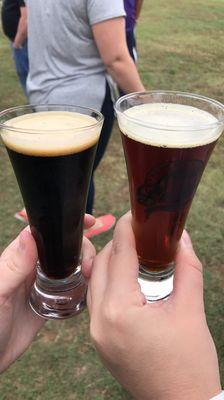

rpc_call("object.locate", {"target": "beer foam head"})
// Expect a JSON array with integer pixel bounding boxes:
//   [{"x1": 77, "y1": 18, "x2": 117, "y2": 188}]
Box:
[
  {"x1": 118, "y1": 103, "x2": 222, "y2": 148},
  {"x1": 1, "y1": 111, "x2": 102, "y2": 156}
]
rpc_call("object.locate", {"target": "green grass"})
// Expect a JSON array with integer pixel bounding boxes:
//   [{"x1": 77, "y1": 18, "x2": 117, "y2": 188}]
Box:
[{"x1": 0, "y1": 0, "x2": 224, "y2": 398}]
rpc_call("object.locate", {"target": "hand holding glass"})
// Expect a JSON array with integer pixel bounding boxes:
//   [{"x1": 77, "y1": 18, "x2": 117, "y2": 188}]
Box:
[{"x1": 115, "y1": 91, "x2": 224, "y2": 301}]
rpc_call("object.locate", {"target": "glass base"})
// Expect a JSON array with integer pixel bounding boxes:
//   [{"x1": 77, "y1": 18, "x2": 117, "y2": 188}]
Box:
[
  {"x1": 29, "y1": 266, "x2": 87, "y2": 320},
  {"x1": 138, "y1": 264, "x2": 174, "y2": 302}
]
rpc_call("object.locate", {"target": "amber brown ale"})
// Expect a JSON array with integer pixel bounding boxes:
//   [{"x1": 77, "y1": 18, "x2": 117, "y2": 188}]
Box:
[{"x1": 119, "y1": 102, "x2": 222, "y2": 273}]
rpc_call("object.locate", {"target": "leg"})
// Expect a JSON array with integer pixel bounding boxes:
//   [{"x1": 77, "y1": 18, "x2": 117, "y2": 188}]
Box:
[
  {"x1": 119, "y1": 30, "x2": 137, "y2": 97},
  {"x1": 126, "y1": 30, "x2": 137, "y2": 62},
  {"x1": 86, "y1": 82, "x2": 115, "y2": 214}
]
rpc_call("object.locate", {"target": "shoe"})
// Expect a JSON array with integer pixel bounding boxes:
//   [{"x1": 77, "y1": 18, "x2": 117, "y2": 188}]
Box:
[
  {"x1": 84, "y1": 214, "x2": 116, "y2": 238},
  {"x1": 15, "y1": 209, "x2": 116, "y2": 238},
  {"x1": 14, "y1": 207, "x2": 28, "y2": 223}
]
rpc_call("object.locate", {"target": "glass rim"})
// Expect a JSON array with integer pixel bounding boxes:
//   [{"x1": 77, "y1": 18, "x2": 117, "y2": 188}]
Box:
[
  {"x1": 115, "y1": 90, "x2": 224, "y2": 131},
  {"x1": 0, "y1": 104, "x2": 104, "y2": 133}
]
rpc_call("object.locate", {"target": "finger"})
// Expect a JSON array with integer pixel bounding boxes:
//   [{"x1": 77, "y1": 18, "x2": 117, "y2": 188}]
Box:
[
  {"x1": 86, "y1": 287, "x2": 92, "y2": 315},
  {"x1": 81, "y1": 237, "x2": 96, "y2": 279},
  {"x1": 84, "y1": 214, "x2": 95, "y2": 230},
  {"x1": 0, "y1": 229, "x2": 38, "y2": 298},
  {"x1": 106, "y1": 212, "x2": 144, "y2": 303},
  {"x1": 87, "y1": 241, "x2": 112, "y2": 316},
  {"x1": 26, "y1": 305, "x2": 46, "y2": 331},
  {"x1": 0, "y1": 225, "x2": 30, "y2": 259},
  {"x1": 172, "y1": 230, "x2": 204, "y2": 310}
]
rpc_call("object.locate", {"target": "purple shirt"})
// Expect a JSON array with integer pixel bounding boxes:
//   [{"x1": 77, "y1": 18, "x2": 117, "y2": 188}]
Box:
[{"x1": 123, "y1": 0, "x2": 136, "y2": 32}]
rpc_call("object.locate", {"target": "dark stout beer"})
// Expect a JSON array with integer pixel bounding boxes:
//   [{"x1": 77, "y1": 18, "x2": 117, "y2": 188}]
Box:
[
  {"x1": 2, "y1": 111, "x2": 100, "y2": 279},
  {"x1": 120, "y1": 103, "x2": 221, "y2": 272}
]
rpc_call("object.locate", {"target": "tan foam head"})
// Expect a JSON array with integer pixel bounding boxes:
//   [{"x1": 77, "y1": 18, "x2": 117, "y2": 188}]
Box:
[
  {"x1": 1, "y1": 111, "x2": 101, "y2": 156},
  {"x1": 118, "y1": 103, "x2": 222, "y2": 148}
]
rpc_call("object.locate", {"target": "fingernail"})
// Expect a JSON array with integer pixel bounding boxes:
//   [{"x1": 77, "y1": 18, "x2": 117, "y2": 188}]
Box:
[
  {"x1": 82, "y1": 256, "x2": 94, "y2": 269},
  {"x1": 81, "y1": 257, "x2": 94, "y2": 279},
  {"x1": 181, "y1": 230, "x2": 193, "y2": 248}
]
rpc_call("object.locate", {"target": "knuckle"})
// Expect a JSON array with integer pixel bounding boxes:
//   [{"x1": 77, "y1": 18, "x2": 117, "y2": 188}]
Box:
[
  {"x1": 4, "y1": 255, "x2": 22, "y2": 277},
  {"x1": 103, "y1": 300, "x2": 125, "y2": 328},
  {"x1": 83, "y1": 237, "x2": 95, "y2": 254},
  {"x1": 89, "y1": 302, "x2": 126, "y2": 346},
  {"x1": 89, "y1": 320, "x2": 104, "y2": 348},
  {"x1": 191, "y1": 258, "x2": 203, "y2": 275},
  {"x1": 0, "y1": 293, "x2": 11, "y2": 309},
  {"x1": 196, "y1": 259, "x2": 203, "y2": 272},
  {"x1": 111, "y1": 240, "x2": 125, "y2": 256}
]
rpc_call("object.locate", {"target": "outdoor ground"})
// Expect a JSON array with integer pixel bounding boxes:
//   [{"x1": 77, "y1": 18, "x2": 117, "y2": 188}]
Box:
[{"x1": 0, "y1": 0, "x2": 223, "y2": 398}]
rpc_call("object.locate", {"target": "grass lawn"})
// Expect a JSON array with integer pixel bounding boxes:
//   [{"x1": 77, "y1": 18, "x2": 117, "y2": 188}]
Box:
[{"x1": 0, "y1": 0, "x2": 224, "y2": 398}]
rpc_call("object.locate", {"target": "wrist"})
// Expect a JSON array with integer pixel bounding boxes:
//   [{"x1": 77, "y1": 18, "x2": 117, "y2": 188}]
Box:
[{"x1": 13, "y1": 42, "x2": 22, "y2": 49}]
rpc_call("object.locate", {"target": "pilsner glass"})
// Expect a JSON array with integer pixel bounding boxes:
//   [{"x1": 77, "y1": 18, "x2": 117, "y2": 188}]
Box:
[
  {"x1": 115, "y1": 91, "x2": 224, "y2": 301},
  {"x1": 0, "y1": 105, "x2": 103, "y2": 319}
]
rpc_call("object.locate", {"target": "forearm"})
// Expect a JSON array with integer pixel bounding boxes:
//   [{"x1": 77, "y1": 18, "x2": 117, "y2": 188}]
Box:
[
  {"x1": 92, "y1": 17, "x2": 145, "y2": 93},
  {"x1": 13, "y1": 18, "x2": 27, "y2": 48},
  {"x1": 136, "y1": 0, "x2": 144, "y2": 20},
  {"x1": 106, "y1": 56, "x2": 145, "y2": 94}
]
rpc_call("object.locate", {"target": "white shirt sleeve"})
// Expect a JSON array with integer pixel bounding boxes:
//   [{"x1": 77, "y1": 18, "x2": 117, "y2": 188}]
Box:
[
  {"x1": 87, "y1": 0, "x2": 126, "y2": 26},
  {"x1": 210, "y1": 391, "x2": 224, "y2": 400}
]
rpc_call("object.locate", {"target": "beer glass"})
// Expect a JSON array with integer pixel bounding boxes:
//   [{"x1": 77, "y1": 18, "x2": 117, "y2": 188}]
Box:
[
  {"x1": 115, "y1": 91, "x2": 224, "y2": 301},
  {"x1": 0, "y1": 105, "x2": 103, "y2": 319}
]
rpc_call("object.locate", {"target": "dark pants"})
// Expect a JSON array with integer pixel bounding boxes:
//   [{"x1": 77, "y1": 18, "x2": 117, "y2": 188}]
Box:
[
  {"x1": 126, "y1": 30, "x2": 137, "y2": 62},
  {"x1": 86, "y1": 82, "x2": 114, "y2": 214},
  {"x1": 119, "y1": 30, "x2": 137, "y2": 97}
]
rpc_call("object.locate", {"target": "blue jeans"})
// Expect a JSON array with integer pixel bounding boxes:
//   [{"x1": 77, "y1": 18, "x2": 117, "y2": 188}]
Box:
[{"x1": 11, "y1": 39, "x2": 29, "y2": 96}]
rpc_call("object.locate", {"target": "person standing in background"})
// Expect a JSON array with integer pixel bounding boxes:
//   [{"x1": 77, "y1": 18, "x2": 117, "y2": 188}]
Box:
[
  {"x1": 1, "y1": 0, "x2": 29, "y2": 95},
  {"x1": 118, "y1": 0, "x2": 144, "y2": 96},
  {"x1": 123, "y1": 0, "x2": 144, "y2": 61},
  {"x1": 24, "y1": 0, "x2": 145, "y2": 237}
]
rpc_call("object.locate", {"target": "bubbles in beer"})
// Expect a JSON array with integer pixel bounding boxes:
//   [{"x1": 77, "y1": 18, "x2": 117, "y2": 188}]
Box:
[
  {"x1": 120, "y1": 103, "x2": 221, "y2": 148},
  {"x1": 1, "y1": 111, "x2": 101, "y2": 156}
]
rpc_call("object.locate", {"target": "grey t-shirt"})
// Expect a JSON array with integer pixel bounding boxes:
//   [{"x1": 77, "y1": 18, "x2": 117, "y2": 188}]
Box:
[{"x1": 26, "y1": 0, "x2": 125, "y2": 110}]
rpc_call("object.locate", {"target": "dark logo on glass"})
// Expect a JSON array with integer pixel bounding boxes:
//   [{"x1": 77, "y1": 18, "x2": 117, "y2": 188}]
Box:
[{"x1": 137, "y1": 160, "x2": 205, "y2": 217}]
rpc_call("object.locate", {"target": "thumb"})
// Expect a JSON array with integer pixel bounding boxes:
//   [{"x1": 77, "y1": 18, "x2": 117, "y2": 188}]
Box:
[
  {"x1": 107, "y1": 212, "x2": 145, "y2": 304},
  {"x1": 84, "y1": 213, "x2": 95, "y2": 230},
  {"x1": 0, "y1": 229, "x2": 38, "y2": 298},
  {"x1": 172, "y1": 230, "x2": 204, "y2": 310}
]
